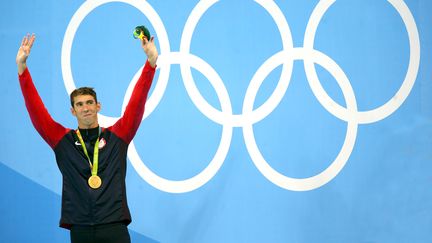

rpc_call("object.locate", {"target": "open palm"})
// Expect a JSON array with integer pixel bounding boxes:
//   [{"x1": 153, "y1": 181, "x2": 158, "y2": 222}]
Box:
[{"x1": 16, "y1": 34, "x2": 35, "y2": 65}]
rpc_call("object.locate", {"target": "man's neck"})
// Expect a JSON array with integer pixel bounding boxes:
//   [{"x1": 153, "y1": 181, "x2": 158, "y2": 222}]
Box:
[
  {"x1": 78, "y1": 126, "x2": 100, "y2": 142},
  {"x1": 78, "y1": 122, "x2": 99, "y2": 130}
]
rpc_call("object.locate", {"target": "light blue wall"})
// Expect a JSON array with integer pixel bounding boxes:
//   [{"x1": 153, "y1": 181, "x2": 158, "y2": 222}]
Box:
[{"x1": 1, "y1": 0, "x2": 431, "y2": 242}]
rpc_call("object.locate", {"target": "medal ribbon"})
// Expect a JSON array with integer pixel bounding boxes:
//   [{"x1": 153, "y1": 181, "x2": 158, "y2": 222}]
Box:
[{"x1": 76, "y1": 127, "x2": 101, "y2": 176}]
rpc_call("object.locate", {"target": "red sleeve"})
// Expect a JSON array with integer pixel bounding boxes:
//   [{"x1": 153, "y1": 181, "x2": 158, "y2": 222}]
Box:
[
  {"x1": 109, "y1": 60, "x2": 156, "y2": 144},
  {"x1": 18, "y1": 68, "x2": 70, "y2": 149}
]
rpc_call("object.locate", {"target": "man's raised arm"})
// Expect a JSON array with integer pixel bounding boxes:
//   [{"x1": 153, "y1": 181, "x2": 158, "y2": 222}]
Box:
[
  {"x1": 17, "y1": 34, "x2": 69, "y2": 149},
  {"x1": 109, "y1": 35, "x2": 158, "y2": 143}
]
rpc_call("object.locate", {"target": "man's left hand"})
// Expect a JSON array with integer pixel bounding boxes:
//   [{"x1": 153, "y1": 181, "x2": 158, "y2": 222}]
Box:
[{"x1": 142, "y1": 36, "x2": 158, "y2": 68}]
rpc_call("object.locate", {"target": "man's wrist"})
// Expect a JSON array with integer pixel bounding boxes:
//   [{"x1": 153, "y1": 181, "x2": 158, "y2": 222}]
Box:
[
  {"x1": 148, "y1": 56, "x2": 157, "y2": 68},
  {"x1": 18, "y1": 62, "x2": 27, "y2": 75}
]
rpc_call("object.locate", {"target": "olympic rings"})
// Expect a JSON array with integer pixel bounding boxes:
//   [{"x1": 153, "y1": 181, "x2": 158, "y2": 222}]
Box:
[{"x1": 62, "y1": 0, "x2": 420, "y2": 192}]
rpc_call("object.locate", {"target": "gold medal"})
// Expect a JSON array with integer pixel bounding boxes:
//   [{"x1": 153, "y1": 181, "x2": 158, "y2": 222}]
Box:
[
  {"x1": 88, "y1": 175, "x2": 102, "y2": 189},
  {"x1": 76, "y1": 128, "x2": 103, "y2": 190}
]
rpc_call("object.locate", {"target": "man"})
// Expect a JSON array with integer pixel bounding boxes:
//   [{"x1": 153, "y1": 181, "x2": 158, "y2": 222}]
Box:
[{"x1": 16, "y1": 33, "x2": 158, "y2": 243}]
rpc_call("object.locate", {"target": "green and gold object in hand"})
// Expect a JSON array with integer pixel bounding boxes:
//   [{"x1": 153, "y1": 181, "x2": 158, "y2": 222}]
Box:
[{"x1": 133, "y1": 25, "x2": 151, "y2": 41}]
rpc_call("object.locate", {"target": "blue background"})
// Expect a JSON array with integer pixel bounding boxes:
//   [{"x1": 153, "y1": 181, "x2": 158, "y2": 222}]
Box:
[{"x1": 1, "y1": 0, "x2": 432, "y2": 242}]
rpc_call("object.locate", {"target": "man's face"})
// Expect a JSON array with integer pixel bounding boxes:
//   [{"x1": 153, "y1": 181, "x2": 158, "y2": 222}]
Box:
[{"x1": 70, "y1": 94, "x2": 101, "y2": 129}]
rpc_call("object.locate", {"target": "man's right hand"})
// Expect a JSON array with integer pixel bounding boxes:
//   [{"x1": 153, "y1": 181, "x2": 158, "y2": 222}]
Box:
[{"x1": 17, "y1": 34, "x2": 35, "y2": 75}]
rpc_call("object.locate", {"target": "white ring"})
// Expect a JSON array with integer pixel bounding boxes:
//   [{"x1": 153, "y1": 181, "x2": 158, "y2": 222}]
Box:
[
  {"x1": 303, "y1": 0, "x2": 420, "y2": 124},
  {"x1": 128, "y1": 52, "x2": 233, "y2": 193},
  {"x1": 180, "y1": 0, "x2": 294, "y2": 127},
  {"x1": 244, "y1": 48, "x2": 358, "y2": 191},
  {"x1": 61, "y1": 0, "x2": 171, "y2": 127}
]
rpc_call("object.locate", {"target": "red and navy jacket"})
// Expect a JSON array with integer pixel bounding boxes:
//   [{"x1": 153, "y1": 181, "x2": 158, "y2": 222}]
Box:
[{"x1": 18, "y1": 61, "x2": 156, "y2": 229}]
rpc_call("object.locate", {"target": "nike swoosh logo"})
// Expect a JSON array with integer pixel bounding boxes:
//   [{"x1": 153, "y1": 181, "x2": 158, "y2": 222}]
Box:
[{"x1": 75, "y1": 141, "x2": 81, "y2": 146}]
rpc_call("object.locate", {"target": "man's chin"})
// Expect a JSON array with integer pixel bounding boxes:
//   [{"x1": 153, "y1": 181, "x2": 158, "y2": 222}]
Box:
[{"x1": 79, "y1": 118, "x2": 97, "y2": 128}]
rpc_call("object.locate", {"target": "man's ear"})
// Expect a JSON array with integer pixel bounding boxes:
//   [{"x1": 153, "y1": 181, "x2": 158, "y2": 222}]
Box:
[
  {"x1": 71, "y1": 107, "x2": 77, "y2": 117},
  {"x1": 97, "y1": 102, "x2": 101, "y2": 112}
]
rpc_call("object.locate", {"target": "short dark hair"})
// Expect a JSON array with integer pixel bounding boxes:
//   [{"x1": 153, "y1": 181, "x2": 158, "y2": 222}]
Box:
[{"x1": 70, "y1": 87, "x2": 98, "y2": 107}]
